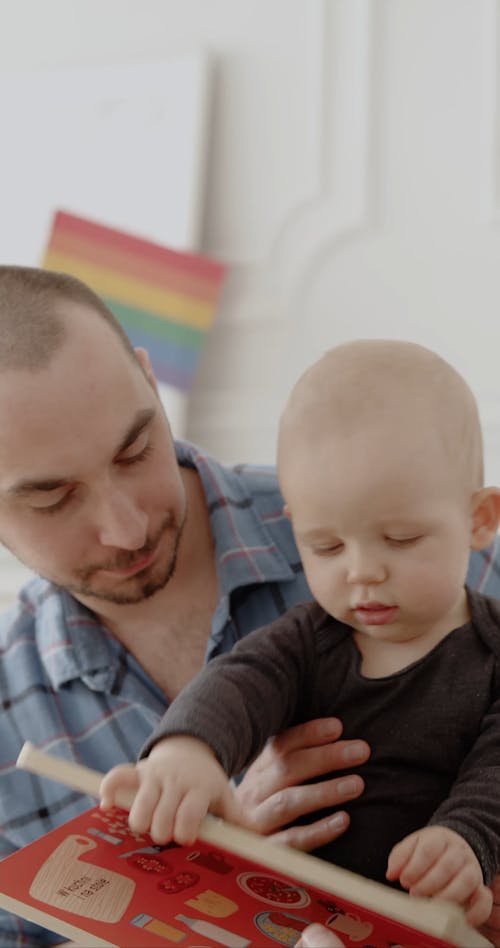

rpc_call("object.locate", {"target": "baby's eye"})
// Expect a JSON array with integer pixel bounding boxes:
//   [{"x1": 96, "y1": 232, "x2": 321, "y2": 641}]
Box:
[
  {"x1": 313, "y1": 543, "x2": 344, "y2": 556},
  {"x1": 386, "y1": 536, "x2": 422, "y2": 546}
]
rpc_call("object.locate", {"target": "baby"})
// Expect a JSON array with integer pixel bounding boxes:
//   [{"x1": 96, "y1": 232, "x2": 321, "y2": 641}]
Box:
[{"x1": 101, "y1": 339, "x2": 500, "y2": 926}]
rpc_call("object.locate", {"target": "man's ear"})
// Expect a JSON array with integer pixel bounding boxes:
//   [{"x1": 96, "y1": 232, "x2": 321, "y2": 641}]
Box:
[
  {"x1": 283, "y1": 503, "x2": 291, "y2": 520},
  {"x1": 135, "y1": 347, "x2": 158, "y2": 393},
  {"x1": 470, "y1": 487, "x2": 500, "y2": 549}
]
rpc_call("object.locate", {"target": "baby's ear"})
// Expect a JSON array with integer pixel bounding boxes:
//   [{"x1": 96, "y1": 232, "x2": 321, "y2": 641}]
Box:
[{"x1": 470, "y1": 487, "x2": 500, "y2": 550}]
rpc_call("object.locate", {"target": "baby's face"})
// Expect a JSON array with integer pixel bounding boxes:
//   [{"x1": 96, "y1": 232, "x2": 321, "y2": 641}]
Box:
[{"x1": 282, "y1": 425, "x2": 473, "y2": 648}]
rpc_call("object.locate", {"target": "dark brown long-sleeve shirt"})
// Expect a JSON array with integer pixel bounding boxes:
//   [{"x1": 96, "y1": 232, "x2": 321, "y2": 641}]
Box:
[{"x1": 143, "y1": 588, "x2": 500, "y2": 886}]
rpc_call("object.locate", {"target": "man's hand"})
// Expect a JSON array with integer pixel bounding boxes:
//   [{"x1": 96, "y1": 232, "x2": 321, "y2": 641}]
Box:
[
  {"x1": 387, "y1": 825, "x2": 492, "y2": 927},
  {"x1": 234, "y1": 717, "x2": 369, "y2": 850},
  {"x1": 481, "y1": 871, "x2": 500, "y2": 946}
]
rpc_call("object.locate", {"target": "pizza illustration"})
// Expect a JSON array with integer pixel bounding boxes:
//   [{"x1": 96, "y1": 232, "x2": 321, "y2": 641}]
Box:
[
  {"x1": 126, "y1": 853, "x2": 172, "y2": 874},
  {"x1": 236, "y1": 871, "x2": 311, "y2": 908},
  {"x1": 157, "y1": 870, "x2": 200, "y2": 894}
]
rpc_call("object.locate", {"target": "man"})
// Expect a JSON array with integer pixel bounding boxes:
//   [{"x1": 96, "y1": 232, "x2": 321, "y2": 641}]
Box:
[{"x1": 0, "y1": 266, "x2": 498, "y2": 947}]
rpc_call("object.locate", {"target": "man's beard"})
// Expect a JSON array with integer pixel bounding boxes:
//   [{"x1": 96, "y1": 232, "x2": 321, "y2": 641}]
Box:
[
  {"x1": 0, "y1": 513, "x2": 186, "y2": 606},
  {"x1": 52, "y1": 512, "x2": 186, "y2": 606}
]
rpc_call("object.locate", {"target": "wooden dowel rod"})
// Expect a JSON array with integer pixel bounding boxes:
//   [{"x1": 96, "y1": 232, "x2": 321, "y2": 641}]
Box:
[{"x1": 16, "y1": 741, "x2": 135, "y2": 810}]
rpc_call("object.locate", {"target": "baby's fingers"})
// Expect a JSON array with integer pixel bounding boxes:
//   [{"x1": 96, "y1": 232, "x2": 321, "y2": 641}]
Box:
[
  {"x1": 172, "y1": 788, "x2": 213, "y2": 846},
  {"x1": 100, "y1": 764, "x2": 140, "y2": 811},
  {"x1": 386, "y1": 833, "x2": 420, "y2": 881},
  {"x1": 128, "y1": 776, "x2": 164, "y2": 837},
  {"x1": 406, "y1": 849, "x2": 475, "y2": 898},
  {"x1": 171, "y1": 781, "x2": 244, "y2": 846},
  {"x1": 429, "y1": 867, "x2": 488, "y2": 913},
  {"x1": 465, "y1": 884, "x2": 493, "y2": 928}
]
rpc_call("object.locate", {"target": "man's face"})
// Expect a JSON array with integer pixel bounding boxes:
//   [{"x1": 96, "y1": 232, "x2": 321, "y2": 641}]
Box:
[{"x1": 0, "y1": 306, "x2": 187, "y2": 606}]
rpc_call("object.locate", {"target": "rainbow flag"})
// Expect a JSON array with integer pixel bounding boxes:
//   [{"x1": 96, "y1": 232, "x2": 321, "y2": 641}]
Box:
[{"x1": 42, "y1": 211, "x2": 226, "y2": 391}]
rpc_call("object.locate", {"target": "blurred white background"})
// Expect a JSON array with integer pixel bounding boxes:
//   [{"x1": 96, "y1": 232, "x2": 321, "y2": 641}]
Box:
[{"x1": 1, "y1": 0, "x2": 500, "y2": 600}]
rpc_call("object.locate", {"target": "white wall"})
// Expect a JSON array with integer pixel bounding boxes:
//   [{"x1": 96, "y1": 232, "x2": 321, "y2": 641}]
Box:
[
  {"x1": 189, "y1": 0, "x2": 500, "y2": 483},
  {"x1": 1, "y1": 0, "x2": 500, "y2": 600}
]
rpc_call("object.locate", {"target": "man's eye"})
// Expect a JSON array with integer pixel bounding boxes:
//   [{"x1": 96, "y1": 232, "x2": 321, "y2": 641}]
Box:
[
  {"x1": 32, "y1": 493, "x2": 73, "y2": 515},
  {"x1": 116, "y1": 429, "x2": 152, "y2": 466},
  {"x1": 117, "y1": 442, "x2": 152, "y2": 467}
]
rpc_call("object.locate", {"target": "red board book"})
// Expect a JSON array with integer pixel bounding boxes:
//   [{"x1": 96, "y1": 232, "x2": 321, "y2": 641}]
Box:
[{"x1": 0, "y1": 744, "x2": 490, "y2": 948}]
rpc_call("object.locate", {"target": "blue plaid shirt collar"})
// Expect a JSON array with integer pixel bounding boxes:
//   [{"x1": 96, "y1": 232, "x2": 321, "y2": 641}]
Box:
[
  {"x1": 176, "y1": 440, "x2": 296, "y2": 593},
  {"x1": 29, "y1": 439, "x2": 295, "y2": 692}
]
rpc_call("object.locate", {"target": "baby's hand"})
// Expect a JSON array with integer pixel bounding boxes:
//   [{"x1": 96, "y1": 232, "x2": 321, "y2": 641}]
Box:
[
  {"x1": 386, "y1": 825, "x2": 492, "y2": 926},
  {"x1": 99, "y1": 735, "x2": 242, "y2": 846}
]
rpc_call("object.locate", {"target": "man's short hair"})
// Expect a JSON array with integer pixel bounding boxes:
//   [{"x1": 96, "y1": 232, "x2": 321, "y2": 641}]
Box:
[{"x1": 0, "y1": 265, "x2": 137, "y2": 371}]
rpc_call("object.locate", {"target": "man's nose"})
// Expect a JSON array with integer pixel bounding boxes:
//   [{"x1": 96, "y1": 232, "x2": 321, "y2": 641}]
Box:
[{"x1": 95, "y1": 489, "x2": 148, "y2": 550}]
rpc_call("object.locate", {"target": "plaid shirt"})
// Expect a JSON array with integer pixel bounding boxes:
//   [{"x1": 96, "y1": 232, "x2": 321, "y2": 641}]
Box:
[
  {"x1": 0, "y1": 440, "x2": 310, "y2": 947},
  {"x1": 1, "y1": 440, "x2": 499, "y2": 945}
]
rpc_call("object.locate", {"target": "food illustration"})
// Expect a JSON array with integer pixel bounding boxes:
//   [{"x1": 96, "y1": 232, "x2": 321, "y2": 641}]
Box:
[
  {"x1": 157, "y1": 871, "x2": 200, "y2": 894},
  {"x1": 254, "y1": 910, "x2": 312, "y2": 947},
  {"x1": 29, "y1": 835, "x2": 135, "y2": 922},
  {"x1": 237, "y1": 872, "x2": 310, "y2": 908},
  {"x1": 119, "y1": 842, "x2": 179, "y2": 859},
  {"x1": 175, "y1": 912, "x2": 251, "y2": 947},
  {"x1": 185, "y1": 888, "x2": 239, "y2": 917},
  {"x1": 187, "y1": 848, "x2": 233, "y2": 873},
  {"x1": 326, "y1": 907, "x2": 374, "y2": 942},
  {"x1": 131, "y1": 913, "x2": 187, "y2": 942},
  {"x1": 126, "y1": 853, "x2": 172, "y2": 874},
  {"x1": 87, "y1": 827, "x2": 123, "y2": 846}
]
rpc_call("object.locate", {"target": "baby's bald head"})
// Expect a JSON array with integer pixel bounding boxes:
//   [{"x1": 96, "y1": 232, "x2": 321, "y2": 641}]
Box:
[{"x1": 278, "y1": 339, "x2": 483, "y2": 498}]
